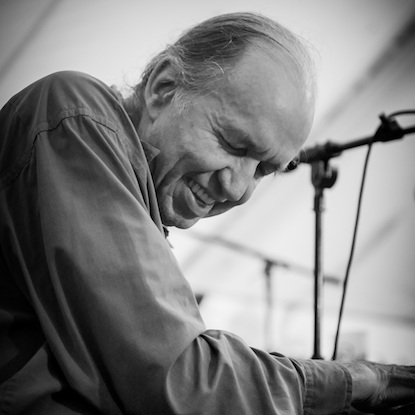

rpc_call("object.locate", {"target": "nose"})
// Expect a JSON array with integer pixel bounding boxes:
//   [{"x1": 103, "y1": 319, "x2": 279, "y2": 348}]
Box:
[{"x1": 217, "y1": 158, "x2": 259, "y2": 203}]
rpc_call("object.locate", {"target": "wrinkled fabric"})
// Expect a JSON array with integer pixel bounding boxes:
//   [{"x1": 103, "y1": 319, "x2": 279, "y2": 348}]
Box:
[{"x1": 0, "y1": 71, "x2": 352, "y2": 414}]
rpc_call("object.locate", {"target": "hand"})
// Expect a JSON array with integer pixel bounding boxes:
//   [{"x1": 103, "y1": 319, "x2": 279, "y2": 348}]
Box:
[{"x1": 343, "y1": 360, "x2": 415, "y2": 413}]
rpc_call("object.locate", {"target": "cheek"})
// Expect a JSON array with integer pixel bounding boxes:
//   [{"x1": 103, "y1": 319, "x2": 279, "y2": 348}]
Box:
[
  {"x1": 153, "y1": 118, "x2": 231, "y2": 180},
  {"x1": 181, "y1": 141, "x2": 229, "y2": 173},
  {"x1": 238, "y1": 180, "x2": 258, "y2": 204}
]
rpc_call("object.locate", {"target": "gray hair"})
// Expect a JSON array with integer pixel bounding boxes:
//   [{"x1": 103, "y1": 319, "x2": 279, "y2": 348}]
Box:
[{"x1": 134, "y1": 12, "x2": 316, "y2": 108}]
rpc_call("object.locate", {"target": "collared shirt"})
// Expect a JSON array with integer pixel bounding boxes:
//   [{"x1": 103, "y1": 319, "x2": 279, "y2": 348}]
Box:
[{"x1": 0, "y1": 71, "x2": 352, "y2": 414}]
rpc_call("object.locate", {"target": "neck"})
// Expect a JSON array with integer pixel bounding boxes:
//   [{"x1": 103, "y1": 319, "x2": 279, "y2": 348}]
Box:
[{"x1": 123, "y1": 93, "x2": 143, "y2": 131}]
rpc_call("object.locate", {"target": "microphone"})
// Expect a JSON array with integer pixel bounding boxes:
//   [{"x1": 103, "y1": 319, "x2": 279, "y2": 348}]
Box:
[
  {"x1": 297, "y1": 141, "x2": 342, "y2": 165},
  {"x1": 283, "y1": 142, "x2": 342, "y2": 173},
  {"x1": 282, "y1": 143, "x2": 334, "y2": 172}
]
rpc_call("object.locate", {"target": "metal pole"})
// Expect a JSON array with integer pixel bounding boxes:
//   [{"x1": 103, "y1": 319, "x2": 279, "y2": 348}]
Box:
[
  {"x1": 312, "y1": 188, "x2": 324, "y2": 359},
  {"x1": 310, "y1": 161, "x2": 337, "y2": 359}
]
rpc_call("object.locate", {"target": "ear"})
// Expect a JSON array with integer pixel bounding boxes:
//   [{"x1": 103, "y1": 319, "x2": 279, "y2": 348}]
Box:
[{"x1": 144, "y1": 58, "x2": 178, "y2": 121}]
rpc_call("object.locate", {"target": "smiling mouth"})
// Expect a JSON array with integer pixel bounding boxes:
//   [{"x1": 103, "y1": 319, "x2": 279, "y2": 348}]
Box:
[{"x1": 187, "y1": 178, "x2": 216, "y2": 206}]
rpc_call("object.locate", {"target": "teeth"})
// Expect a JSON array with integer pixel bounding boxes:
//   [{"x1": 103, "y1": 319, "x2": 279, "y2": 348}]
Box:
[{"x1": 188, "y1": 179, "x2": 215, "y2": 205}]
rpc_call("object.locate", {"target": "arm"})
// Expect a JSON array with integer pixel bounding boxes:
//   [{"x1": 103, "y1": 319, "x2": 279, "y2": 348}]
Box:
[{"x1": 32, "y1": 113, "x2": 204, "y2": 412}]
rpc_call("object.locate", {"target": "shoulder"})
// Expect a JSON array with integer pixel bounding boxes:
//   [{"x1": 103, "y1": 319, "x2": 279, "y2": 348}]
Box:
[
  {"x1": 8, "y1": 71, "x2": 110, "y2": 102},
  {"x1": 13, "y1": 71, "x2": 118, "y2": 115},
  {"x1": 33, "y1": 70, "x2": 102, "y2": 87},
  {"x1": 4, "y1": 71, "x2": 130, "y2": 135},
  {"x1": 38, "y1": 70, "x2": 114, "y2": 101}
]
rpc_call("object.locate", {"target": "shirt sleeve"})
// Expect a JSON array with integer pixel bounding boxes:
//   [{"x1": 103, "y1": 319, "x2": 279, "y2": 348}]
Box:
[
  {"x1": 29, "y1": 113, "x2": 352, "y2": 414},
  {"x1": 165, "y1": 332, "x2": 352, "y2": 415}
]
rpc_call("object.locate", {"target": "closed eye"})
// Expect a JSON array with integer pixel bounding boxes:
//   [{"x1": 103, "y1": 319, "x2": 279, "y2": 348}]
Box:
[
  {"x1": 227, "y1": 142, "x2": 247, "y2": 156},
  {"x1": 218, "y1": 132, "x2": 248, "y2": 156}
]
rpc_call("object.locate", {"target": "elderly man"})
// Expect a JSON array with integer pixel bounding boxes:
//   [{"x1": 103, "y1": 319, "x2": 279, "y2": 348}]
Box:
[{"x1": 0, "y1": 11, "x2": 414, "y2": 415}]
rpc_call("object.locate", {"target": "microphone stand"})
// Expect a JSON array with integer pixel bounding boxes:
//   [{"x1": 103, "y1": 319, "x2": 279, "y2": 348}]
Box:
[
  {"x1": 297, "y1": 113, "x2": 415, "y2": 360},
  {"x1": 310, "y1": 160, "x2": 337, "y2": 359}
]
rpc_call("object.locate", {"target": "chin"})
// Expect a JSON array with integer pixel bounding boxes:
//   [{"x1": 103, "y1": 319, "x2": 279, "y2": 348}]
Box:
[
  {"x1": 174, "y1": 221, "x2": 198, "y2": 229},
  {"x1": 166, "y1": 218, "x2": 200, "y2": 229},
  {"x1": 161, "y1": 210, "x2": 201, "y2": 229}
]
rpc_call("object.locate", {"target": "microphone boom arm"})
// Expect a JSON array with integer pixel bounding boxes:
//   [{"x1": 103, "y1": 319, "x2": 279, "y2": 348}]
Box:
[{"x1": 297, "y1": 113, "x2": 414, "y2": 165}]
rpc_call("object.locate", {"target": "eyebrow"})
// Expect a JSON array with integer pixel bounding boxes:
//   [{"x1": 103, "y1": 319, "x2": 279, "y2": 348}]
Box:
[{"x1": 225, "y1": 126, "x2": 266, "y2": 154}]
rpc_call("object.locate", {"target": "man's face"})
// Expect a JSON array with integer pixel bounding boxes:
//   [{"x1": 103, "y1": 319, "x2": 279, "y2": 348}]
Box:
[{"x1": 143, "y1": 48, "x2": 314, "y2": 229}]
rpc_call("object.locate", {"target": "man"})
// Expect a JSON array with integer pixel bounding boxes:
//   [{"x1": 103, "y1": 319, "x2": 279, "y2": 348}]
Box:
[{"x1": 0, "y1": 11, "x2": 414, "y2": 415}]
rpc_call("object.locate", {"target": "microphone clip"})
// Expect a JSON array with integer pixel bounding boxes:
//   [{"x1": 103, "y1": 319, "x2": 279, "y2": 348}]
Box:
[{"x1": 374, "y1": 113, "x2": 405, "y2": 143}]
